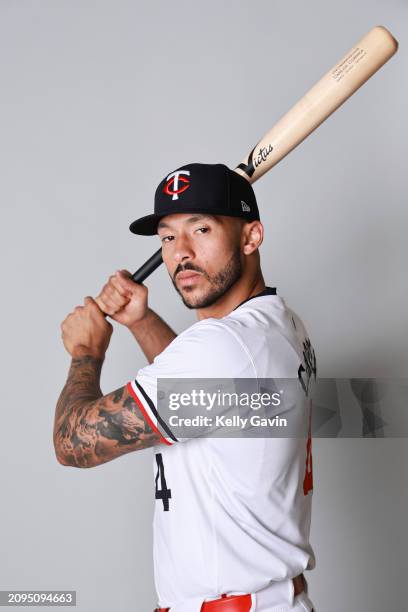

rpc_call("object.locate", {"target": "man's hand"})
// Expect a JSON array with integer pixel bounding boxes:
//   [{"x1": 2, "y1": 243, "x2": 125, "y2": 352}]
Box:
[
  {"x1": 96, "y1": 270, "x2": 148, "y2": 328},
  {"x1": 61, "y1": 297, "x2": 113, "y2": 359}
]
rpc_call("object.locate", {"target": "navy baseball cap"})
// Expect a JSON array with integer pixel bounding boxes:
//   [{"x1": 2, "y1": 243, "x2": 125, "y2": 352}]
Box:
[{"x1": 129, "y1": 162, "x2": 260, "y2": 236}]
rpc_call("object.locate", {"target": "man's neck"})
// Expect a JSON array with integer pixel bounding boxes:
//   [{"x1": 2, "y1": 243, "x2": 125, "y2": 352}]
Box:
[{"x1": 196, "y1": 275, "x2": 266, "y2": 321}]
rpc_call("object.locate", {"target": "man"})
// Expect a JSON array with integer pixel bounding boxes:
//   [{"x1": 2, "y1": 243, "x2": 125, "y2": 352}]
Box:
[{"x1": 54, "y1": 163, "x2": 317, "y2": 612}]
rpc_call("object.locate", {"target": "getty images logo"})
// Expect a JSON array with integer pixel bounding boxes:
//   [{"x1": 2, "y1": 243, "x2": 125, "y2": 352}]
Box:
[{"x1": 241, "y1": 200, "x2": 251, "y2": 212}]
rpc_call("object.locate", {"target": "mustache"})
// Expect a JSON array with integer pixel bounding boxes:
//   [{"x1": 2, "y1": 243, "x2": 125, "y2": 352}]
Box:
[{"x1": 173, "y1": 263, "x2": 206, "y2": 281}]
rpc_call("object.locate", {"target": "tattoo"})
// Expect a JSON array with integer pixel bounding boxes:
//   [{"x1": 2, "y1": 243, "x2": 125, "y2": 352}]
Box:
[{"x1": 53, "y1": 355, "x2": 160, "y2": 468}]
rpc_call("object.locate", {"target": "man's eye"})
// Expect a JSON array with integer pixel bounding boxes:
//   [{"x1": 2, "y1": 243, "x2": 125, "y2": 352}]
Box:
[
  {"x1": 196, "y1": 227, "x2": 209, "y2": 234},
  {"x1": 161, "y1": 235, "x2": 174, "y2": 243}
]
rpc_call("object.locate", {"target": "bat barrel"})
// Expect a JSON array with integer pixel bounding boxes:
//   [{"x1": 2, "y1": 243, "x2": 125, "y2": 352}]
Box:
[{"x1": 235, "y1": 25, "x2": 398, "y2": 184}]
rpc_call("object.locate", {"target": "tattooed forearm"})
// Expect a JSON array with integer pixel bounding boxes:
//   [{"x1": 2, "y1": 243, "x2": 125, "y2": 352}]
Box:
[{"x1": 54, "y1": 355, "x2": 160, "y2": 468}]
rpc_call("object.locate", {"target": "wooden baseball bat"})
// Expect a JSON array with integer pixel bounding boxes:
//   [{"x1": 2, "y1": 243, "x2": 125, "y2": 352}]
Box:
[
  {"x1": 234, "y1": 25, "x2": 398, "y2": 182},
  {"x1": 96, "y1": 25, "x2": 398, "y2": 308}
]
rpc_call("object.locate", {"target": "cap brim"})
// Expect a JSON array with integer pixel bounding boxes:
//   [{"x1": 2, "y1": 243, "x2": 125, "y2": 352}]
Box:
[
  {"x1": 129, "y1": 208, "x2": 261, "y2": 236},
  {"x1": 129, "y1": 214, "x2": 163, "y2": 236}
]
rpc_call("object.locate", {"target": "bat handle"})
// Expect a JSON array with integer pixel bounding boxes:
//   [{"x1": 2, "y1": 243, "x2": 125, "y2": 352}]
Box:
[{"x1": 131, "y1": 247, "x2": 163, "y2": 283}]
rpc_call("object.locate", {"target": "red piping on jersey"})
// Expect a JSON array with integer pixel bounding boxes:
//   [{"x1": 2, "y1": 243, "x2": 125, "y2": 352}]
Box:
[{"x1": 126, "y1": 381, "x2": 172, "y2": 446}]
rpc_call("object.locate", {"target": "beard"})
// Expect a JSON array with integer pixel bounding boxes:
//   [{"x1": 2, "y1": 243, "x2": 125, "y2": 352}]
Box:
[{"x1": 171, "y1": 246, "x2": 243, "y2": 309}]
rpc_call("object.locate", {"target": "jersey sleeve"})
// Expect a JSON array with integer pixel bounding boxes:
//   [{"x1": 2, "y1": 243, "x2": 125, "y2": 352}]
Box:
[{"x1": 126, "y1": 319, "x2": 256, "y2": 445}]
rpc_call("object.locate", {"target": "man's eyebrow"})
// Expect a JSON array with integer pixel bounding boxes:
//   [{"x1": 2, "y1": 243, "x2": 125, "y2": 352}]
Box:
[{"x1": 157, "y1": 215, "x2": 215, "y2": 230}]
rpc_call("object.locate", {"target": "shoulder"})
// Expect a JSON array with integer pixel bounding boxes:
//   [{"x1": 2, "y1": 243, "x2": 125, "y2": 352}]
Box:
[
  {"x1": 139, "y1": 317, "x2": 256, "y2": 379},
  {"x1": 218, "y1": 294, "x2": 291, "y2": 351},
  {"x1": 221, "y1": 294, "x2": 315, "y2": 377}
]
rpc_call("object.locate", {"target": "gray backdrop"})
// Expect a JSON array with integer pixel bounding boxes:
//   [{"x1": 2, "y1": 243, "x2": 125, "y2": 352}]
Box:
[{"x1": 1, "y1": 1, "x2": 407, "y2": 610}]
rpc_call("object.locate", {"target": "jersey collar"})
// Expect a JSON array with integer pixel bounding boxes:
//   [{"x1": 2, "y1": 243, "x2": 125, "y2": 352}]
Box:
[{"x1": 233, "y1": 286, "x2": 277, "y2": 311}]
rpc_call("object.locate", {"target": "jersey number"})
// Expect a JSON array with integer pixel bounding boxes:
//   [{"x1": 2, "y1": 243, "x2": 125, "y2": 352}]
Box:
[{"x1": 155, "y1": 453, "x2": 172, "y2": 511}]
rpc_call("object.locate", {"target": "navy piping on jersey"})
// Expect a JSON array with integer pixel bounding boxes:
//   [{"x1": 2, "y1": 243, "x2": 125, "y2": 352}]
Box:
[
  {"x1": 133, "y1": 379, "x2": 178, "y2": 443},
  {"x1": 233, "y1": 286, "x2": 277, "y2": 311}
]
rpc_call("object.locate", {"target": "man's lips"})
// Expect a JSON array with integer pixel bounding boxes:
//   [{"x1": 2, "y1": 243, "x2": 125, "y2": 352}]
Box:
[{"x1": 176, "y1": 271, "x2": 202, "y2": 285}]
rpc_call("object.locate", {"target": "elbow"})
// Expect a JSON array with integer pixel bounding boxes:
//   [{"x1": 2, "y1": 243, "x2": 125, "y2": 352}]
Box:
[
  {"x1": 53, "y1": 434, "x2": 66, "y2": 466},
  {"x1": 53, "y1": 438, "x2": 85, "y2": 469},
  {"x1": 54, "y1": 448, "x2": 93, "y2": 469},
  {"x1": 53, "y1": 444, "x2": 76, "y2": 468},
  {"x1": 54, "y1": 449, "x2": 72, "y2": 467},
  {"x1": 53, "y1": 432, "x2": 70, "y2": 466},
  {"x1": 53, "y1": 425, "x2": 101, "y2": 469},
  {"x1": 53, "y1": 444, "x2": 99, "y2": 469},
  {"x1": 53, "y1": 425, "x2": 70, "y2": 466}
]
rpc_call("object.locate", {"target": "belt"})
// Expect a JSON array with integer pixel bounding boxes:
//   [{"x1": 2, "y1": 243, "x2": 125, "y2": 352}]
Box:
[{"x1": 155, "y1": 574, "x2": 305, "y2": 612}]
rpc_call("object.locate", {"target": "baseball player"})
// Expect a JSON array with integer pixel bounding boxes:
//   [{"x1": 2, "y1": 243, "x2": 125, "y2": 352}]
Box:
[{"x1": 54, "y1": 163, "x2": 317, "y2": 612}]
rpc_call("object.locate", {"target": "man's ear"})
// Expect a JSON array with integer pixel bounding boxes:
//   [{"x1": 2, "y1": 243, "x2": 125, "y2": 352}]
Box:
[{"x1": 242, "y1": 221, "x2": 264, "y2": 255}]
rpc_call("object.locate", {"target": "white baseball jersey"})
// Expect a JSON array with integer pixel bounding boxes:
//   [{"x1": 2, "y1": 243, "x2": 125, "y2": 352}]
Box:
[{"x1": 127, "y1": 288, "x2": 316, "y2": 612}]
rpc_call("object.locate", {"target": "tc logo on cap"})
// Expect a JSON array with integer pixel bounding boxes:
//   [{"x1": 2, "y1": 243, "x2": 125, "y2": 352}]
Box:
[{"x1": 163, "y1": 170, "x2": 191, "y2": 201}]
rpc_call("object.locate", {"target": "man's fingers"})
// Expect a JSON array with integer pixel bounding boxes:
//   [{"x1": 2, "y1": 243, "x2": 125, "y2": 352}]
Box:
[
  {"x1": 114, "y1": 270, "x2": 148, "y2": 299},
  {"x1": 95, "y1": 270, "x2": 142, "y2": 318},
  {"x1": 118, "y1": 269, "x2": 132, "y2": 279},
  {"x1": 110, "y1": 275, "x2": 133, "y2": 298},
  {"x1": 114, "y1": 270, "x2": 139, "y2": 294},
  {"x1": 83, "y1": 296, "x2": 112, "y2": 321},
  {"x1": 84, "y1": 296, "x2": 104, "y2": 312},
  {"x1": 101, "y1": 285, "x2": 130, "y2": 312},
  {"x1": 94, "y1": 296, "x2": 106, "y2": 311},
  {"x1": 106, "y1": 279, "x2": 131, "y2": 302},
  {"x1": 95, "y1": 295, "x2": 116, "y2": 316}
]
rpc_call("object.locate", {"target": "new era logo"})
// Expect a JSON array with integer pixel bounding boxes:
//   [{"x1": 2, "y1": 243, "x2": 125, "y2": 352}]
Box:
[{"x1": 241, "y1": 200, "x2": 251, "y2": 212}]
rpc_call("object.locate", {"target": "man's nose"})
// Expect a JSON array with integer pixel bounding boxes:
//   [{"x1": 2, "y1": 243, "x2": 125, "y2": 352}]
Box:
[{"x1": 172, "y1": 235, "x2": 195, "y2": 264}]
